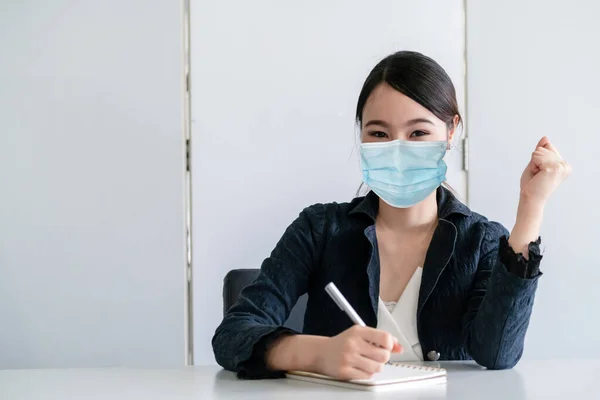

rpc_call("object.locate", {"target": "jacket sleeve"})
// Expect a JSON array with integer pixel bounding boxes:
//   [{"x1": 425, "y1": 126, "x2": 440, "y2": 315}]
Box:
[
  {"x1": 462, "y1": 221, "x2": 542, "y2": 370},
  {"x1": 211, "y1": 205, "x2": 325, "y2": 378}
]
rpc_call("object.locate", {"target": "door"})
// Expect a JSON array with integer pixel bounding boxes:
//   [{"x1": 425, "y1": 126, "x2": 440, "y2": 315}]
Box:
[{"x1": 0, "y1": 0, "x2": 188, "y2": 368}]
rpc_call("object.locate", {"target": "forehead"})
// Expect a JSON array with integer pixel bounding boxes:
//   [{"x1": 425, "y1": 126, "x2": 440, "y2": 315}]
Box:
[{"x1": 362, "y1": 83, "x2": 438, "y2": 123}]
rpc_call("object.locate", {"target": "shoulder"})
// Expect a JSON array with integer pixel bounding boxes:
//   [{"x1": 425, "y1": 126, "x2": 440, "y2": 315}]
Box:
[
  {"x1": 439, "y1": 188, "x2": 508, "y2": 241},
  {"x1": 300, "y1": 197, "x2": 364, "y2": 224},
  {"x1": 295, "y1": 196, "x2": 370, "y2": 241},
  {"x1": 464, "y1": 210, "x2": 509, "y2": 237},
  {"x1": 454, "y1": 208, "x2": 509, "y2": 255}
]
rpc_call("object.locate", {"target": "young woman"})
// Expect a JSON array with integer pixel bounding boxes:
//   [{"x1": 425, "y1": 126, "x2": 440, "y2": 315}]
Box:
[{"x1": 212, "y1": 51, "x2": 571, "y2": 379}]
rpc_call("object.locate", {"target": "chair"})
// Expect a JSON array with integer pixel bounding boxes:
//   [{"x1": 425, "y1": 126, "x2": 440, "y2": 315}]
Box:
[{"x1": 222, "y1": 269, "x2": 307, "y2": 332}]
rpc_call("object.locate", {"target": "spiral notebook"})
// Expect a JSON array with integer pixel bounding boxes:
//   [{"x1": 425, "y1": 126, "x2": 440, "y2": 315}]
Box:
[{"x1": 286, "y1": 362, "x2": 447, "y2": 391}]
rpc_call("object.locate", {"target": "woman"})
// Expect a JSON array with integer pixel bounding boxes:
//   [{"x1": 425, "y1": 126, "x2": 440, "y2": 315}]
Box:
[{"x1": 212, "y1": 51, "x2": 571, "y2": 379}]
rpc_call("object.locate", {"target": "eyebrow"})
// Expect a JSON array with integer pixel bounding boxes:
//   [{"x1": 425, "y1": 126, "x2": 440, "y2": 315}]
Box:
[
  {"x1": 363, "y1": 119, "x2": 390, "y2": 128},
  {"x1": 363, "y1": 118, "x2": 435, "y2": 128},
  {"x1": 405, "y1": 117, "x2": 435, "y2": 126}
]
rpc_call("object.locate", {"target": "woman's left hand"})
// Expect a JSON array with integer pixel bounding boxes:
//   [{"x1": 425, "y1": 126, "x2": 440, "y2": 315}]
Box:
[
  {"x1": 519, "y1": 136, "x2": 572, "y2": 206},
  {"x1": 509, "y1": 137, "x2": 571, "y2": 256}
]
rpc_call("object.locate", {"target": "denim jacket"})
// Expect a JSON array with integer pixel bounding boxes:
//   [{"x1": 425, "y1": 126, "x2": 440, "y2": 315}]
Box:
[{"x1": 212, "y1": 188, "x2": 542, "y2": 378}]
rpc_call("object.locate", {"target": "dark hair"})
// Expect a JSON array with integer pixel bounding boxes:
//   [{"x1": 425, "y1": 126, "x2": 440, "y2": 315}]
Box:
[
  {"x1": 356, "y1": 51, "x2": 461, "y2": 129},
  {"x1": 355, "y1": 51, "x2": 461, "y2": 197}
]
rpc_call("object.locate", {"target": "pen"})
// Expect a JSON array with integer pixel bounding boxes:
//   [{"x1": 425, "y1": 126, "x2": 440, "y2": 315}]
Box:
[
  {"x1": 325, "y1": 282, "x2": 366, "y2": 326},
  {"x1": 326, "y1": 282, "x2": 401, "y2": 356}
]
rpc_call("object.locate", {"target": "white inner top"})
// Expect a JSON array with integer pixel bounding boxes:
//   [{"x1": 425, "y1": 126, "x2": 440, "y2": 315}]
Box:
[
  {"x1": 382, "y1": 300, "x2": 397, "y2": 313},
  {"x1": 376, "y1": 267, "x2": 424, "y2": 362}
]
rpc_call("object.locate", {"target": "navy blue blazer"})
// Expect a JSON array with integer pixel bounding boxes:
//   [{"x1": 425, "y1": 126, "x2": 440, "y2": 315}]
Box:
[{"x1": 212, "y1": 188, "x2": 542, "y2": 378}]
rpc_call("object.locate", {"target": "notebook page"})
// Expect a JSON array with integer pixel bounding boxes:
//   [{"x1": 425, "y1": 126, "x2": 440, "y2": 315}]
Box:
[
  {"x1": 288, "y1": 362, "x2": 446, "y2": 386},
  {"x1": 351, "y1": 362, "x2": 446, "y2": 385}
]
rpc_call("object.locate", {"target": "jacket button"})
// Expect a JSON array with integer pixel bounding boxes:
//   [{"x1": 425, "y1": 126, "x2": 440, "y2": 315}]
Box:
[{"x1": 427, "y1": 350, "x2": 440, "y2": 361}]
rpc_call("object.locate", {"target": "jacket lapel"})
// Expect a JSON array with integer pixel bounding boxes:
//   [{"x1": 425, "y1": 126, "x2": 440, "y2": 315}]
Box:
[
  {"x1": 364, "y1": 225, "x2": 381, "y2": 321},
  {"x1": 417, "y1": 218, "x2": 457, "y2": 317},
  {"x1": 349, "y1": 188, "x2": 467, "y2": 322}
]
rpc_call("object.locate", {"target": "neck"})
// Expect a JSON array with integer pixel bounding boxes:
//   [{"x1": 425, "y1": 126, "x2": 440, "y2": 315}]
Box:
[{"x1": 376, "y1": 191, "x2": 439, "y2": 231}]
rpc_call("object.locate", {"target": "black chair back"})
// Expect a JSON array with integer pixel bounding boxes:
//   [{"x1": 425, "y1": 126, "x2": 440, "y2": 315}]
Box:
[{"x1": 222, "y1": 269, "x2": 307, "y2": 332}]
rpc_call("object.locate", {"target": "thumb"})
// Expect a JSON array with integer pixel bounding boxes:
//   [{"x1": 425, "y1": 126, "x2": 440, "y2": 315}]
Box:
[
  {"x1": 392, "y1": 338, "x2": 403, "y2": 353},
  {"x1": 536, "y1": 136, "x2": 550, "y2": 149}
]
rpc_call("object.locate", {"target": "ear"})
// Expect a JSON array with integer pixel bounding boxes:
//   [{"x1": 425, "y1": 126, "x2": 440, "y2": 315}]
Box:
[{"x1": 447, "y1": 114, "x2": 460, "y2": 144}]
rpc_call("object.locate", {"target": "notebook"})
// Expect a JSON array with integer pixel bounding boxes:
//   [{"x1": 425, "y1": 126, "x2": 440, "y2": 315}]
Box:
[{"x1": 286, "y1": 362, "x2": 446, "y2": 391}]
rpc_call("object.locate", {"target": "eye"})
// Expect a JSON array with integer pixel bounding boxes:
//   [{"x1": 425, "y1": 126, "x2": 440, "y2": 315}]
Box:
[
  {"x1": 369, "y1": 131, "x2": 388, "y2": 138},
  {"x1": 410, "y1": 130, "x2": 429, "y2": 138}
]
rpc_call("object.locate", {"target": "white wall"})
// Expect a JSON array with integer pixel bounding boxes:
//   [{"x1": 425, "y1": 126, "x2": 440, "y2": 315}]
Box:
[
  {"x1": 191, "y1": 0, "x2": 467, "y2": 364},
  {"x1": 0, "y1": 1, "x2": 188, "y2": 368},
  {"x1": 467, "y1": 1, "x2": 600, "y2": 358}
]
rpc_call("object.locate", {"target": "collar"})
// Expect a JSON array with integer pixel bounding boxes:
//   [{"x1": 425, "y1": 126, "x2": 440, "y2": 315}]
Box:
[{"x1": 348, "y1": 186, "x2": 472, "y2": 221}]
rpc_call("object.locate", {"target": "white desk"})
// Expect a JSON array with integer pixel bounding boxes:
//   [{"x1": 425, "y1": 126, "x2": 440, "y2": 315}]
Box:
[{"x1": 0, "y1": 360, "x2": 596, "y2": 399}]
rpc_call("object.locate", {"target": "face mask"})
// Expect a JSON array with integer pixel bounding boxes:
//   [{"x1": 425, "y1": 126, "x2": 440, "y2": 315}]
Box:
[{"x1": 359, "y1": 140, "x2": 448, "y2": 208}]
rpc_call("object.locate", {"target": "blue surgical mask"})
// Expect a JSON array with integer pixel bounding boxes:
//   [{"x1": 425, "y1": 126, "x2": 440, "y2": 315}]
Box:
[{"x1": 359, "y1": 140, "x2": 448, "y2": 208}]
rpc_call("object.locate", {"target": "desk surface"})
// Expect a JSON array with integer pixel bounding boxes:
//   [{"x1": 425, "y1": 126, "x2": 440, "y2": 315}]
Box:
[{"x1": 0, "y1": 360, "x2": 596, "y2": 399}]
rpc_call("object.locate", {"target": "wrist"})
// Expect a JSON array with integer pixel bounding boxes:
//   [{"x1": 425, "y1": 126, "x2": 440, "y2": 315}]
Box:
[
  {"x1": 266, "y1": 334, "x2": 328, "y2": 373},
  {"x1": 516, "y1": 196, "x2": 545, "y2": 226},
  {"x1": 518, "y1": 192, "x2": 546, "y2": 214},
  {"x1": 510, "y1": 196, "x2": 545, "y2": 257},
  {"x1": 306, "y1": 336, "x2": 330, "y2": 373},
  {"x1": 306, "y1": 336, "x2": 328, "y2": 373}
]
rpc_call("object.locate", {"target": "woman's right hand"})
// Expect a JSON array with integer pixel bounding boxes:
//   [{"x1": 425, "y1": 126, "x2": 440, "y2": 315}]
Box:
[{"x1": 314, "y1": 325, "x2": 403, "y2": 380}]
